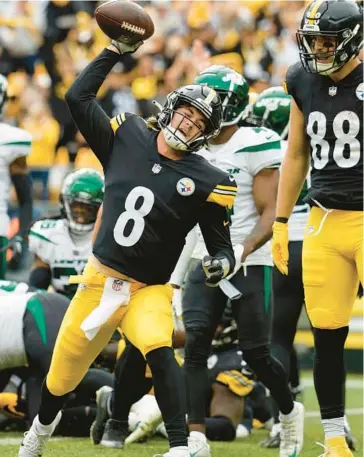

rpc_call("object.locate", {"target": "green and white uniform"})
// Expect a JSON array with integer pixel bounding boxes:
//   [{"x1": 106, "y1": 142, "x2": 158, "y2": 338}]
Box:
[{"x1": 29, "y1": 218, "x2": 92, "y2": 298}]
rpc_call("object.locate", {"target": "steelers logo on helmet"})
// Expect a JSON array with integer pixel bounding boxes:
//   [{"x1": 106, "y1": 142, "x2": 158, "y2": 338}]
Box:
[{"x1": 176, "y1": 178, "x2": 195, "y2": 196}]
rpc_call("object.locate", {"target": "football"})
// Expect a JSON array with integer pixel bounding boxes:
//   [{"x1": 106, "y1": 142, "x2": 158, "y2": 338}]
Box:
[{"x1": 95, "y1": 0, "x2": 155, "y2": 44}]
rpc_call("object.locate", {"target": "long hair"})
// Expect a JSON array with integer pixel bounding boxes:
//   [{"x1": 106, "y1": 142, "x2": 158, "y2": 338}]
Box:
[{"x1": 146, "y1": 115, "x2": 160, "y2": 131}]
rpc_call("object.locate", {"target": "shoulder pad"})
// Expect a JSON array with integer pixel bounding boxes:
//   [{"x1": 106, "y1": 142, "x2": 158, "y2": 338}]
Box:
[
  {"x1": 110, "y1": 112, "x2": 135, "y2": 134},
  {"x1": 234, "y1": 127, "x2": 281, "y2": 154},
  {"x1": 207, "y1": 174, "x2": 237, "y2": 209},
  {"x1": 285, "y1": 62, "x2": 307, "y2": 109},
  {"x1": 0, "y1": 124, "x2": 32, "y2": 162}
]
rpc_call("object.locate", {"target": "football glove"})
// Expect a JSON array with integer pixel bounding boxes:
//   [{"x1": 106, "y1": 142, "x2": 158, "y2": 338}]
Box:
[
  {"x1": 7, "y1": 235, "x2": 24, "y2": 270},
  {"x1": 272, "y1": 221, "x2": 289, "y2": 275},
  {"x1": 202, "y1": 255, "x2": 230, "y2": 287},
  {"x1": 110, "y1": 39, "x2": 143, "y2": 55}
]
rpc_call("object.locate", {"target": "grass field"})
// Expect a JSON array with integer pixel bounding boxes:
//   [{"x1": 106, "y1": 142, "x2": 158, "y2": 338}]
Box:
[{"x1": 1, "y1": 374, "x2": 362, "y2": 457}]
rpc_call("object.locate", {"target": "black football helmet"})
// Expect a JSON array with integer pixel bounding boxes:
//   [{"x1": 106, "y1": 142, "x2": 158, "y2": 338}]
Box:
[
  {"x1": 297, "y1": 0, "x2": 363, "y2": 75},
  {"x1": 157, "y1": 84, "x2": 222, "y2": 152}
]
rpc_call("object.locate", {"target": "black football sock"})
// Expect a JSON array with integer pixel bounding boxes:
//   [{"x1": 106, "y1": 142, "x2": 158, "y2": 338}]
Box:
[
  {"x1": 112, "y1": 341, "x2": 152, "y2": 425},
  {"x1": 38, "y1": 380, "x2": 69, "y2": 426},
  {"x1": 146, "y1": 347, "x2": 187, "y2": 448},
  {"x1": 184, "y1": 329, "x2": 213, "y2": 425},
  {"x1": 313, "y1": 327, "x2": 348, "y2": 419},
  {"x1": 244, "y1": 346, "x2": 294, "y2": 415}
]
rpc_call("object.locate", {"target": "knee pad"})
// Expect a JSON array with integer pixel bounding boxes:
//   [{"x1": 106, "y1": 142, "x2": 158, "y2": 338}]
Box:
[
  {"x1": 205, "y1": 416, "x2": 236, "y2": 441},
  {"x1": 46, "y1": 374, "x2": 74, "y2": 397},
  {"x1": 184, "y1": 329, "x2": 213, "y2": 367},
  {"x1": 308, "y1": 307, "x2": 349, "y2": 329}
]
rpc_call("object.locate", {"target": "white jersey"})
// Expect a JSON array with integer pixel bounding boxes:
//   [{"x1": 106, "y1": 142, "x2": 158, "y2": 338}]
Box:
[
  {"x1": 0, "y1": 291, "x2": 35, "y2": 370},
  {"x1": 0, "y1": 122, "x2": 32, "y2": 236},
  {"x1": 29, "y1": 218, "x2": 93, "y2": 296},
  {"x1": 193, "y1": 127, "x2": 282, "y2": 266},
  {"x1": 281, "y1": 141, "x2": 311, "y2": 241}
]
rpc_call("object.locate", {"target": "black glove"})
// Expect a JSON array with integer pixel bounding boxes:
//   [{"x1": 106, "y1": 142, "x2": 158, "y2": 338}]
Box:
[
  {"x1": 202, "y1": 255, "x2": 230, "y2": 287},
  {"x1": 7, "y1": 235, "x2": 24, "y2": 270}
]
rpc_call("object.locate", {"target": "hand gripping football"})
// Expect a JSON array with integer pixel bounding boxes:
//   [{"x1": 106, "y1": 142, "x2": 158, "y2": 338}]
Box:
[{"x1": 95, "y1": 0, "x2": 155, "y2": 44}]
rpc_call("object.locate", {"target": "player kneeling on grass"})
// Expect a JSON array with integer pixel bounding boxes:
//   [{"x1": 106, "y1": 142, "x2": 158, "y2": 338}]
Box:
[{"x1": 18, "y1": 27, "x2": 237, "y2": 457}]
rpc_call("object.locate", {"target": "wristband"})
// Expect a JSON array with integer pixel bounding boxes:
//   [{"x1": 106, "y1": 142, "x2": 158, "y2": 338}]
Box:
[{"x1": 275, "y1": 217, "x2": 288, "y2": 224}]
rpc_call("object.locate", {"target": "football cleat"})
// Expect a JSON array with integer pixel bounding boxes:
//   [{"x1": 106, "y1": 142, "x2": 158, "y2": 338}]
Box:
[
  {"x1": 344, "y1": 417, "x2": 357, "y2": 451},
  {"x1": 188, "y1": 435, "x2": 212, "y2": 457},
  {"x1": 100, "y1": 418, "x2": 128, "y2": 448},
  {"x1": 18, "y1": 412, "x2": 62, "y2": 457},
  {"x1": 317, "y1": 437, "x2": 354, "y2": 457},
  {"x1": 153, "y1": 450, "x2": 191, "y2": 457},
  {"x1": 260, "y1": 423, "x2": 281, "y2": 448},
  {"x1": 279, "y1": 402, "x2": 304, "y2": 457},
  {"x1": 126, "y1": 394, "x2": 163, "y2": 444},
  {"x1": 90, "y1": 385, "x2": 112, "y2": 445}
]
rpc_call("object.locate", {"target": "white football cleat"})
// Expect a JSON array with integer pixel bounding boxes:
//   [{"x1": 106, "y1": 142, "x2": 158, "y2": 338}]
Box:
[
  {"x1": 126, "y1": 394, "x2": 163, "y2": 444},
  {"x1": 279, "y1": 401, "x2": 305, "y2": 457},
  {"x1": 188, "y1": 434, "x2": 212, "y2": 457},
  {"x1": 18, "y1": 411, "x2": 62, "y2": 457},
  {"x1": 153, "y1": 449, "x2": 190, "y2": 457}
]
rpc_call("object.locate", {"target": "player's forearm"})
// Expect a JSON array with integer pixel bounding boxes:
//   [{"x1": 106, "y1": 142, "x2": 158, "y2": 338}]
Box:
[
  {"x1": 169, "y1": 228, "x2": 197, "y2": 287},
  {"x1": 242, "y1": 207, "x2": 275, "y2": 260},
  {"x1": 11, "y1": 174, "x2": 33, "y2": 237},
  {"x1": 276, "y1": 154, "x2": 310, "y2": 219},
  {"x1": 65, "y1": 49, "x2": 119, "y2": 104},
  {"x1": 65, "y1": 49, "x2": 118, "y2": 166}
]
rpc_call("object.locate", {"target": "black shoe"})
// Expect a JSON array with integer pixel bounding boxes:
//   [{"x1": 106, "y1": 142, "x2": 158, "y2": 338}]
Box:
[
  {"x1": 100, "y1": 419, "x2": 128, "y2": 448},
  {"x1": 90, "y1": 386, "x2": 112, "y2": 445},
  {"x1": 259, "y1": 423, "x2": 281, "y2": 448}
]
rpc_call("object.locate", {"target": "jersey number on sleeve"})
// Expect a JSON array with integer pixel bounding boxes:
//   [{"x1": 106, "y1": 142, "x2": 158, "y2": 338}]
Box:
[
  {"x1": 307, "y1": 110, "x2": 361, "y2": 170},
  {"x1": 113, "y1": 186, "x2": 155, "y2": 247}
]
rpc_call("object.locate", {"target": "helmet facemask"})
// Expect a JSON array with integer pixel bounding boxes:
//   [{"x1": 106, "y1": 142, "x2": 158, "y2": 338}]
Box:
[
  {"x1": 297, "y1": 25, "x2": 363, "y2": 75},
  {"x1": 157, "y1": 86, "x2": 222, "y2": 152},
  {"x1": 60, "y1": 169, "x2": 104, "y2": 236},
  {"x1": 217, "y1": 89, "x2": 246, "y2": 127},
  {"x1": 62, "y1": 196, "x2": 100, "y2": 235}
]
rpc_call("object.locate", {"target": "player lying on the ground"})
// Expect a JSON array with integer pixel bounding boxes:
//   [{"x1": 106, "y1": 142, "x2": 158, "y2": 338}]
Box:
[
  {"x1": 0, "y1": 281, "x2": 114, "y2": 436},
  {"x1": 28, "y1": 168, "x2": 104, "y2": 298}
]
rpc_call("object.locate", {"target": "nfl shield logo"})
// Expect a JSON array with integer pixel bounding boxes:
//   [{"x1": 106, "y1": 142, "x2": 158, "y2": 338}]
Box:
[
  {"x1": 152, "y1": 163, "x2": 162, "y2": 174},
  {"x1": 112, "y1": 279, "x2": 123, "y2": 291},
  {"x1": 329, "y1": 86, "x2": 337, "y2": 97}
]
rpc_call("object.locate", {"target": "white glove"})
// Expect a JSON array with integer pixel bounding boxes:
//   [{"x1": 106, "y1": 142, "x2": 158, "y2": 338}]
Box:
[
  {"x1": 171, "y1": 287, "x2": 184, "y2": 330},
  {"x1": 226, "y1": 244, "x2": 244, "y2": 280},
  {"x1": 110, "y1": 39, "x2": 143, "y2": 55}
]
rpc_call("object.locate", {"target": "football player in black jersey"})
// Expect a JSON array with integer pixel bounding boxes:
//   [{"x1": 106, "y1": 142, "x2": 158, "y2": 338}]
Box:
[
  {"x1": 272, "y1": 1, "x2": 363, "y2": 456},
  {"x1": 19, "y1": 37, "x2": 238, "y2": 457}
]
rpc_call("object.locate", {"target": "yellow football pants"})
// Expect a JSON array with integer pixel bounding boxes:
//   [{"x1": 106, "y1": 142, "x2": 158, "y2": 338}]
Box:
[
  {"x1": 47, "y1": 262, "x2": 173, "y2": 396},
  {"x1": 303, "y1": 207, "x2": 363, "y2": 329}
]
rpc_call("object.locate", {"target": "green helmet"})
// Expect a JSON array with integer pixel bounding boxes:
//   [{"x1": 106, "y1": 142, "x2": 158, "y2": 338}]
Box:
[
  {"x1": 60, "y1": 168, "x2": 104, "y2": 235},
  {"x1": 244, "y1": 86, "x2": 291, "y2": 139},
  {"x1": 194, "y1": 65, "x2": 249, "y2": 127}
]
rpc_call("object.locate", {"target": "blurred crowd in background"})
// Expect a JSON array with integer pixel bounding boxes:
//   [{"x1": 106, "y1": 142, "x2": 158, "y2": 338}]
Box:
[{"x1": 0, "y1": 0, "x2": 310, "y2": 202}]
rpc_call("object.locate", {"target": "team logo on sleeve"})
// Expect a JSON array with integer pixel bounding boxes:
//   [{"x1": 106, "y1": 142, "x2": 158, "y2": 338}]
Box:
[
  {"x1": 356, "y1": 83, "x2": 364, "y2": 101},
  {"x1": 176, "y1": 178, "x2": 195, "y2": 196}
]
